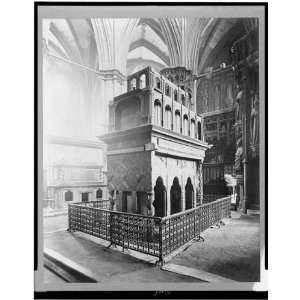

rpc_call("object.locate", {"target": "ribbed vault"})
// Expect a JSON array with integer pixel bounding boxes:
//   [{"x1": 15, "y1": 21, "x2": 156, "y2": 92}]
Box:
[{"x1": 43, "y1": 17, "x2": 252, "y2": 76}]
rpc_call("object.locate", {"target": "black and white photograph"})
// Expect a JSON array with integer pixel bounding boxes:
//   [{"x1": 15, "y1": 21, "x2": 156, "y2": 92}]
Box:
[{"x1": 34, "y1": 2, "x2": 267, "y2": 296}]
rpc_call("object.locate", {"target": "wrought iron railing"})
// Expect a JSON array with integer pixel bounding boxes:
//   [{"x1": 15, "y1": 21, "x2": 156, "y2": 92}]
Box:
[
  {"x1": 68, "y1": 201, "x2": 161, "y2": 257},
  {"x1": 160, "y1": 196, "x2": 231, "y2": 257},
  {"x1": 68, "y1": 196, "x2": 231, "y2": 262},
  {"x1": 84, "y1": 199, "x2": 110, "y2": 209}
]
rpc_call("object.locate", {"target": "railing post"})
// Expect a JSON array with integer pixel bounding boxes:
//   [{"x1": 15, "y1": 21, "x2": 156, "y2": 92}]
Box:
[
  {"x1": 67, "y1": 204, "x2": 71, "y2": 231},
  {"x1": 109, "y1": 211, "x2": 115, "y2": 247},
  {"x1": 158, "y1": 218, "x2": 163, "y2": 265}
]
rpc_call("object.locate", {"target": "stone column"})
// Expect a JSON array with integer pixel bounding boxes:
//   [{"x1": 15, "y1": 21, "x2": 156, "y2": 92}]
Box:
[
  {"x1": 109, "y1": 190, "x2": 117, "y2": 211},
  {"x1": 149, "y1": 94, "x2": 154, "y2": 124},
  {"x1": 193, "y1": 79, "x2": 197, "y2": 113},
  {"x1": 199, "y1": 161, "x2": 203, "y2": 205},
  {"x1": 240, "y1": 67, "x2": 253, "y2": 214},
  {"x1": 201, "y1": 117, "x2": 205, "y2": 142},
  {"x1": 147, "y1": 192, "x2": 155, "y2": 216},
  {"x1": 236, "y1": 175, "x2": 244, "y2": 211},
  {"x1": 131, "y1": 191, "x2": 138, "y2": 214},
  {"x1": 116, "y1": 191, "x2": 122, "y2": 212},
  {"x1": 166, "y1": 183, "x2": 171, "y2": 216},
  {"x1": 181, "y1": 177, "x2": 186, "y2": 212},
  {"x1": 193, "y1": 175, "x2": 197, "y2": 208},
  {"x1": 231, "y1": 24, "x2": 259, "y2": 213}
]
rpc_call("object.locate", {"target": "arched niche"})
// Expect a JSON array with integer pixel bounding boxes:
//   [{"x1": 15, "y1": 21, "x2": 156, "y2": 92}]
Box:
[
  {"x1": 197, "y1": 121, "x2": 202, "y2": 140},
  {"x1": 190, "y1": 118, "x2": 195, "y2": 138},
  {"x1": 170, "y1": 177, "x2": 182, "y2": 214},
  {"x1": 174, "y1": 90, "x2": 178, "y2": 101},
  {"x1": 115, "y1": 97, "x2": 141, "y2": 131},
  {"x1": 181, "y1": 94, "x2": 186, "y2": 106},
  {"x1": 185, "y1": 178, "x2": 194, "y2": 210},
  {"x1": 139, "y1": 74, "x2": 146, "y2": 89},
  {"x1": 65, "y1": 190, "x2": 73, "y2": 202},
  {"x1": 130, "y1": 78, "x2": 137, "y2": 91},
  {"x1": 183, "y1": 114, "x2": 189, "y2": 135},
  {"x1": 96, "y1": 188, "x2": 103, "y2": 199},
  {"x1": 165, "y1": 105, "x2": 172, "y2": 130},
  {"x1": 154, "y1": 177, "x2": 167, "y2": 217},
  {"x1": 165, "y1": 84, "x2": 170, "y2": 96},
  {"x1": 174, "y1": 110, "x2": 181, "y2": 133},
  {"x1": 155, "y1": 77, "x2": 161, "y2": 90},
  {"x1": 188, "y1": 91, "x2": 193, "y2": 108},
  {"x1": 154, "y1": 99, "x2": 162, "y2": 126}
]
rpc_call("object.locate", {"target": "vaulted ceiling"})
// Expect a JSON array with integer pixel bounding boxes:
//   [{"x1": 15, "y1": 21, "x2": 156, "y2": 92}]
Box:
[{"x1": 44, "y1": 17, "x2": 254, "y2": 76}]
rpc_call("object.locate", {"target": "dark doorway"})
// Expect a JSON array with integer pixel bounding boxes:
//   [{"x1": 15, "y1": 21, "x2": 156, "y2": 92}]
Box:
[
  {"x1": 185, "y1": 177, "x2": 194, "y2": 210},
  {"x1": 81, "y1": 192, "x2": 89, "y2": 202},
  {"x1": 198, "y1": 121, "x2": 202, "y2": 140},
  {"x1": 136, "y1": 192, "x2": 142, "y2": 214},
  {"x1": 154, "y1": 177, "x2": 167, "y2": 217},
  {"x1": 170, "y1": 177, "x2": 182, "y2": 214},
  {"x1": 65, "y1": 190, "x2": 73, "y2": 202},
  {"x1": 122, "y1": 191, "x2": 131, "y2": 212},
  {"x1": 96, "y1": 188, "x2": 103, "y2": 199}
]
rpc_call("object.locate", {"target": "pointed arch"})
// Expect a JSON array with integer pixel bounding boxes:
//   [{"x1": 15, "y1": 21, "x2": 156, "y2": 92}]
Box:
[
  {"x1": 154, "y1": 177, "x2": 167, "y2": 217},
  {"x1": 65, "y1": 190, "x2": 73, "y2": 202},
  {"x1": 185, "y1": 178, "x2": 194, "y2": 210},
  {"x1": 96, "y1": 188, "x2": 103, "y2": 199},
  {"x1": 129, "y1": 38, "x2": 170, "y2": 65},
  {"x1": 170, "y1": 177, "x2": 182, "y2": 214}
]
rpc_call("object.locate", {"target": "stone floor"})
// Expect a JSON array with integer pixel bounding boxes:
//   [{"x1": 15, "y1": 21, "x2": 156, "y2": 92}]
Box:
[
  {"x1": 44, "y1": 230, "x2": 203, "y2": 283},
  {"x1": 43, "y1": 210, "x2": 260, "y2": 283},
  {"x1": 170, "y1": 211, "x2": 260, "y2": 282},
  {"x1": 44, "y1": 214, "x2": 68, "y2": 233},
  {"x1": 44, "y1": 267, "x2": 67, "y2": 284}
]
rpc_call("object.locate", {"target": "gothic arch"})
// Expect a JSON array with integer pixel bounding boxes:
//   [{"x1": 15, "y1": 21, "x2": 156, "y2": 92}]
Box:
[
  {"x1": 170, "y1": 177, "x2": 182, "y2": 214},
  {"x1": 139, "y1": 73, "x2": 147, "y2": 89},
  {"x1": 185, "y1": 178, "x2": 194, "y2": 210},
  {"x1": 65, "y1": 190, "x2": 73, "y2": 202},
  {"x1": 96, "y1": 188, "x2": 103, "y2": 199},
  {"x1": 115, "y1": 96, "x2": 141, "y2": 130},
  {"x1": 197, "y1": 121, "x2": 202, "y2": 140},
  {"x1": 183, "y1": 114, "x2": 189, "y2": 135},
  {"x1": 154, "y1": 99, "x2": 162, "y2": 126},
  {"x1": 190, "y1": 118, "x2": 196, "y2": 138},
  {"x1": 129, "y1": 38, "x2": 170, "y2": 65},
  {"x1": 174, "y1": 110, "x2": 181, "y2": 133},
  {"x1": 165, "y1": 105, "x2": 172, "y2": 130},
  {"x1": 154, "y1": 177, "x2": 167, "y2": 217}
]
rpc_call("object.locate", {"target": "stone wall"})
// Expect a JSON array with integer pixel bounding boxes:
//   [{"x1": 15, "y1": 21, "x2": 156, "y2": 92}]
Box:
[
  {"x1": 152, "y1": 152, "x2": 200, "y2": 215},
  {"x1": 107, "y1": 151, "x2": 152, "y2": 192},
  {"x1": 45, "y1": 186, "x2": 107, "y2": 209},
  {"x1": 197, "y1": 69, "x2": 236, "y2": 115}
]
